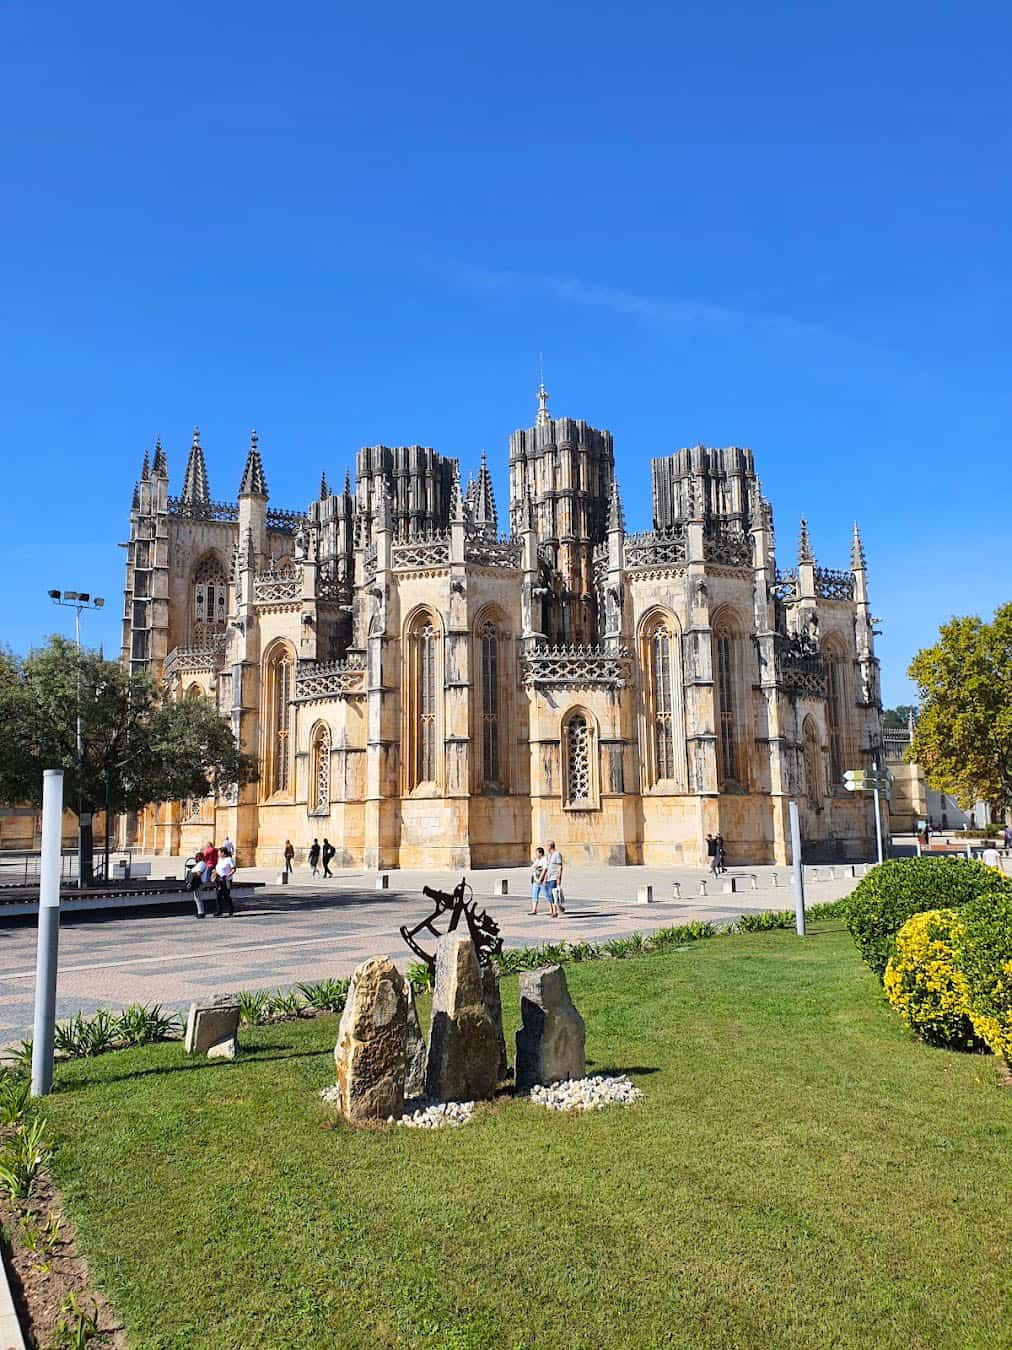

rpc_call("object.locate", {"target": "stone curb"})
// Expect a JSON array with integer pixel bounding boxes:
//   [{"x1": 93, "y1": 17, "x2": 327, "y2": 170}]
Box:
[{"x1": 0, "y1": 1241, "x2": 26, "y2": 1350}]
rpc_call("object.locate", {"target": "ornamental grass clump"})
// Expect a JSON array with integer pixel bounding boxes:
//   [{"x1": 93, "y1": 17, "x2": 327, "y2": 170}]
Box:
[
  {"x1": 883, "y1": 909, "x2": 982, "y2": 1050},
  {"x1": 845, "y1": 857, "x2": 1012, "y2": 979},
  {"x1": 956, "y1": 891, "x2": 1012, "y2": 1065}
]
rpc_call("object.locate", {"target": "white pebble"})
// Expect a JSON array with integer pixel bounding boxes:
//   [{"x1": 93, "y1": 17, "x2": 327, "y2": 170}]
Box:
[{"x1": 526, "y1": 1074, "x2": 643, "y2": 1112}]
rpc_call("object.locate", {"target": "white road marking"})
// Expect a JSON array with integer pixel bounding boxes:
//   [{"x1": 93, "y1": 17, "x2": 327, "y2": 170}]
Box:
[{"x1": 3, "y1": 928, "x2": 405, "y2": 981}]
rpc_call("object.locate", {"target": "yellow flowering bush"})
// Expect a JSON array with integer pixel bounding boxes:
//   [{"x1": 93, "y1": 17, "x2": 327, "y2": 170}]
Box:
[
  {"x1": 957, "y1": 892, "x2": 1012, "y2": 1066},
  {"x1": 883, "y1": 909, "x2": 983, "y2": 1050}
]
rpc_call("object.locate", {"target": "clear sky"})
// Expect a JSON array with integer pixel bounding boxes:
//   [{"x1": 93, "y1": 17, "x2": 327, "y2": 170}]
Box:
[{"x1": 2, "y1": 1, "x2": 1009, "y2": 706}]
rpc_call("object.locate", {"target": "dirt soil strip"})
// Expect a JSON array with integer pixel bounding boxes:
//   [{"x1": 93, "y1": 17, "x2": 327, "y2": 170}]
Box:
[{"x1": 0, "y1": 1174, "x2": 124, "y2": 1349}]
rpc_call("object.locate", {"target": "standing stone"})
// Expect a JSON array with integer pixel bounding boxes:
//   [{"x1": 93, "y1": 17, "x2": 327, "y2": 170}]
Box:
[
  {"x1": 184, "y1": 996, "x2": 240, "y2": 1059},
  {"x1": 515, "y1": 965, "x2": 585, "y2": 1091},
  {"x1": 481, "y1": 964, "x2": 509, "y2": 1082},
  {"x1": 334, "y1": 957, "x2": 407, "y2": 1122},
  {"x1": 426, "y1": 933, "x2": 499, "y2": 1102},
  {"x1": 404, "y1": 982, "x2": 427, "y2": 1100}
]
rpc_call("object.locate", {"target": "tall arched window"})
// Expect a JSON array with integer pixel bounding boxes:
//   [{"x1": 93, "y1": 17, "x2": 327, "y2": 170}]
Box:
[
  {"x1": 310, "y1": 722, "x2": 331, "y2": 814},
  {"x1": 479, "y1": 620, "x2": 501, "y2": 788},
  {"x1": 823, "y1": 643, "x2": 849, "y2": 786},
  {"x1": 405, "y1": 611, "x2": 441, "y2": 790},
  {"x1": 803, "y1": 716, "x2": 822, "y2": 807},
  {"x1": 192, "y1": 556, "x2": 228, "y2": 644},
  {"x1": 264, "y1": 645, "x2": 294, "y2": 797},
  {"x1": 713, "y1": 620, "x2": 745, "y2": 789},
  {"x1": 562, "y1": 709, "x2": 598, "y2": 809},
  {"x1": 641, "y1": 614, "x2": 685, "y2": 789}
]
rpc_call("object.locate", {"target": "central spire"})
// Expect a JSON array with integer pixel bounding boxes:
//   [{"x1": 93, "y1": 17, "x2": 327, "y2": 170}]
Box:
[
  {"x1": 239, "y1": 428, "x2": 268, "y2": 498},
  {"x1": 182, "y1": 427, "x2": 210, "y2": 505}
]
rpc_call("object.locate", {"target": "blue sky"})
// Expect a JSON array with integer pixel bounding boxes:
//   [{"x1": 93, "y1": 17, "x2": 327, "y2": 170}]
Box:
[{"x1": 2, "y1": 1, "x2": 1010, "y2": 706}]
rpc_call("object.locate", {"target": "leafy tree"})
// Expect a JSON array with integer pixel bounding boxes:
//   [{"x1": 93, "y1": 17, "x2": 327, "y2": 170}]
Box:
[
  {"x1": 908, "y1": 604, "x2": 1012, "y2": 815},
  {"x1": 0, "y1": 636, "x2": 257, "y2": 882},
  {"x1": 881, "y1": 704, "x2": 918, "y2": 730}
]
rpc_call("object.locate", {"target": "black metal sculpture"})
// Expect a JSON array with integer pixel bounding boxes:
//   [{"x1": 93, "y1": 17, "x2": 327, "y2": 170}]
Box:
[{"x1": 400, "y1": 876, "x2": 503, "y2": 976}]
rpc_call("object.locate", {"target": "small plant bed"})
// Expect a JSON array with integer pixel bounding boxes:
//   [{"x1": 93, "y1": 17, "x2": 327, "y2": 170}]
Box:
[
  {"x1": 528, "y1": 1073, "x2": 642, "y2": 1112},
  {"x1": 20, "y1": 924, "x2": 1012, "y2": 1348}
]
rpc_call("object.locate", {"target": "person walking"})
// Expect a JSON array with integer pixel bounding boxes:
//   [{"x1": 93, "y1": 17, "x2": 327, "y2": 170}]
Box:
[
  {"x1": 715, "y1": 832, "x2": 727, "y2": 873},
  {"x1": 705, "y1": 833, "x2": 718, "y2": 875},
  {"x1": 283, "y1": 840, "x2": 295, "y2": 875},
  {"x1": 308, "y1": 838, "x2": 321, "y2": 876},
  {"x1": 221, "y1": 834, "x2": 234, "y2": 859},
  {"x1": 1003, "y1": 823, "x2": 1012, "y2": 851},
  {"x1": 545, "y1": 840, "x2": 565, "y2": 917},
  {"x1": 529, "y1": 846, "x2": 547, "y2": 915},
  {"x1": 214, "y1": 847, "x2": 236, "y2": 917},
  {"x1": 188, "y1": 855, "x2": 207, "y2": 918},
  {"x1": 321, "y1": 837, "x2": 335, "y2": 878}
]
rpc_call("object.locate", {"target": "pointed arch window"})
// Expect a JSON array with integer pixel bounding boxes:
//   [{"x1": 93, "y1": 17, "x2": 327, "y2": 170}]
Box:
[
  {"x1": 405, "y1": 612, "x2": 441, "y2": 791},
  {"x1": 714, "y1": 630, "x2": 740, "y2": 787},
  {"x1": 310, "y1": 722, "x2": 331, "y2": 814},
  {"x1": 641, "y1": 616, "x2": 686, "y2": 789},
  {"x1": 192, "y1": 556, "x2": 228, "y2": 644},
  {"x1": 562, "y1": 709, "x2": 599, "y2": 809},
  {"x1": 479, "y1": 620, "x2": 501, "y2": 788},
  {"x1": 824, "y1": 646, "x2": 849, "y2": 786},
  {"x1": 264, "y1": 646, "x2": 294, "y2": 797},
  {"x1": 803, "y1": 716, "x2": 822, "y2": 807}
]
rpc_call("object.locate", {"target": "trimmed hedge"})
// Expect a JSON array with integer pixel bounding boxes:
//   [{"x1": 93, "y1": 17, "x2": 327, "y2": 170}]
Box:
[{"x1": 845, "y1": 857, "x2": 1012, "y2": 979}]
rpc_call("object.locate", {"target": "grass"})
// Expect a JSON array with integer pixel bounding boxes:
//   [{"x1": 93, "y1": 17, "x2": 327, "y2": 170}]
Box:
[{"x1": 41, "y1": 924, "x2": 1012, "y2": 1349}]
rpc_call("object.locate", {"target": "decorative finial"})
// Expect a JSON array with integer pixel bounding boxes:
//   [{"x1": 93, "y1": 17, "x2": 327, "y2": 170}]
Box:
[
  {"x1": 750, "y1": 479, "x2": 765, "y2": 529},
  {"x1": 131, "y1": 483, "x2": 140, "y2": 510},
  {"x1": 140, "y1": 448, "x2": 151, "y2": 481},
  {"x1": 152, "y1": 436, "x2": 167, "y2": 477},
  {"x1": 343, "y1": 468, "x2": 352, "y2": 497},
  {"x1": 536, "y1": 359, "x2": 550, "y2": 428},
  {"x1": 449, "y1": 465, "x2": 466, "y2": 523},
  {"x1": 374, "y1": 483, "x2": 391, "y2": 532},
  {"x1": 192, "y1": 426, "x2": 200, "y2": 446},
  {"x1": 471, "y1": 449, "x2": 498, "y2": 533},
  {"x1": 607, "y1": 478, "x2": 625, "y2": 532},
  {"x1": 798, "y1": 517, "x2": 814, "y2": 565},
  {"x1": 319, "y1": 471, "x2": 329, "y2": 500},
  {"x1": 850, "y1": 521, "x2": 866, "y2": 571}
]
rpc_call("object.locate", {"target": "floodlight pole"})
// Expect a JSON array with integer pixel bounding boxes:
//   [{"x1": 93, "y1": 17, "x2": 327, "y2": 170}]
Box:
[
  {"x1": 49, "y1": 590, "x2": 105, "y2": 886},
  {"x1": 789, "y1": 799, "x2": 806, "y2": 936},
  {"x1": 872, "y1": 756, "x2": 884, "y2": 866},
  {"x1": 32, "y1": 769, "x2": 64, "y2": 1096}
]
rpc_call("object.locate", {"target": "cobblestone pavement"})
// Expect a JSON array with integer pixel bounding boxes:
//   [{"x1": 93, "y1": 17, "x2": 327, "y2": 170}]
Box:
[{"x1": 0, "y1": 860, "x2": 865, "y2": 1046}]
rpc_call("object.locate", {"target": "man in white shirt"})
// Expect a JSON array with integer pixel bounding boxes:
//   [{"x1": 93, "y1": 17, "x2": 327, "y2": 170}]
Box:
[
  {"x1": 214, "y1": 850, "x2": 236, "y2": 917},
  {"x1": 545, "y1": 841, "x2": 565, "y2": 917},
  {"x1": 981, "y1": 844, "x2": 1002, "y2": 872}
]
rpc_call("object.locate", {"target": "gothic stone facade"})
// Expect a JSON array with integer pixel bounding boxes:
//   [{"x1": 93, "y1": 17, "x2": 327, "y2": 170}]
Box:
[{"x1": 121, "y1": 389, "x2": 883, "y2": 868}]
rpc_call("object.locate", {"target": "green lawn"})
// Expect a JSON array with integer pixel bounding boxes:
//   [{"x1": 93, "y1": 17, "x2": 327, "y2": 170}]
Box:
[{"x1": 44, "y1": 925, "x2": 1011, "y2": 1349}]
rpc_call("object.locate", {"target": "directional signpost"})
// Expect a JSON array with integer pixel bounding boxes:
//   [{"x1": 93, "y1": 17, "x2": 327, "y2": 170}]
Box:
[{"x1": 844, "y1": 767, "x2": 893, "y2": 865}]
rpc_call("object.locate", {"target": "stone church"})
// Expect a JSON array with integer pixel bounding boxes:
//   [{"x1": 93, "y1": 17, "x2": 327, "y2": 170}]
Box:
[{"x1": 121, "y1": 386, "x2": 883, "y2": 868}]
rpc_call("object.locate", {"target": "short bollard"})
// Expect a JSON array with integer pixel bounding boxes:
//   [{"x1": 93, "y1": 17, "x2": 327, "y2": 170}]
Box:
[
  {"x1": 671, "y1": 881, "x2": 681, "y2": 900},
  {"x1": 824, "y1": 866, "x2": 836, "y2": 880},
  {"x1": 637, "y1": 884, "x2": 654, "y2": 905},
  {"x1": 749, "y1": 874, "x2": 759, "y2": 890},
  {"x1": 698, "y1": 879, "x2": 708, "y2": 896},
  {"x1": 376, "y1": 873, "x2": 390, "y2": 890},
  {"x1": 492, "y1": 878, "x2": 509, "y2": 896},
  {"x1": 840, "y1": 863, "x2": 855, "y2": 878},
  {"x1": 721, "y1": 877, "x2": 738, "y2": 894},
  {"x1": 277, "y1": 871, "x2": 288, "y2": 886},
  {"x1": 770, "y1": 872, "x2": 779, "y2": 887}
]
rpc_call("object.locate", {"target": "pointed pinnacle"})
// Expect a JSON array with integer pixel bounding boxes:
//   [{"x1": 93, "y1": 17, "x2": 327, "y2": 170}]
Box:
[
  {"x1": 851, "y1": 521, "x2": 866, "y2": 570},
  {"x1": 140, "y1": 448, "x2": 151, "y2": 481},
  {"x1": 607, "y1": 478, "x2": 625, "y2": 532},
  {"x1": 239, "y1": 430, "x2": 268, "y2": 497},
  {"x1": 798, "y1": 517, "x2": 814, "y2": 565},
  {"x1": 131, "y1": 483, "x2": 140, "y2": 510},
  {"x1": 182, "y1": 430, "x2": 210, "y2": 504},
  {"x1": 343, "y1": 469, "x2": 351, "y2": 497},
  {"x1": 152, "y1": 435, "x2": 167, "y2": 477},
  {"x1": 320, "y1": 471, "x2": 329, "y2": 500},
  {"x1": 449, "y1": 465, "x2": 466, "y2": 523}
]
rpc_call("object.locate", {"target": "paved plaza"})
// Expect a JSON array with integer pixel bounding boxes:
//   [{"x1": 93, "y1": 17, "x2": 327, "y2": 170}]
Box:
[{"x1": 0, "y1": 858, "x2": 870, "y2": 1047}]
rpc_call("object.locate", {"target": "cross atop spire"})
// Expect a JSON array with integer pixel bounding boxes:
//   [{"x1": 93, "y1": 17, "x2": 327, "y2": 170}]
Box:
[
  {"x1": 607, "y1": 477, "x2": 625, "y2": 532},
  {"x1": 182, "y1": 427, "x2": 210, "y2": 505},
  {"x1": 471, "y1": 448, "x2": 498, "y2": 533},
  {"x1": 152, "y1": 435, "x2": 168, "y2": 477},
  {"x1": 239, "y1": 429, "x2": 268, "y2": 497},
  {"x1": 798, "y1": 517, "x2": 815, "y2": 565},
  {"x1": 850, "y1": 521, "x2": 866, "y2": 571}
]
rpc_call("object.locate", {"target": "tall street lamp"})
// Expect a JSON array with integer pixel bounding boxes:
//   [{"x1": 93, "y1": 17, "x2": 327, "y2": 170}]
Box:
[{"x1": 48, "y1": 590, "x2": 105, "y2": 887}]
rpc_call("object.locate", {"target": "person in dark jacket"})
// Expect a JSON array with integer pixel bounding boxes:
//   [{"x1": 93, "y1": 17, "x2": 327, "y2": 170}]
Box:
[
  {"x1": 283, "y1": 840, "x2": 295, "y2": 874},
  {"x1": 321, "y1": 838, "x2": 336, "y2": 878},
  {"x1": 705, "y1": 833, "x2": 718, "y2": 875},
  {"x1": 308, "y1": 839, "x2": 321, "y2": 876}
]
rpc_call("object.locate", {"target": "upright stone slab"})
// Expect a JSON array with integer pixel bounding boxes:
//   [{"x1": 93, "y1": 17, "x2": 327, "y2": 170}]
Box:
[
  {"x1": 334, "y1": 957, "x2": 407, "y2": 1122},
  {"x1": 426, "y1": 933, "x2": 499, "y2": 1102},
  {"x1": 404, "y1": 982, "x2": 427, "y2": 1099},
  {"x1": 184, "y1": 996, "x2": 240, "y2": 1058},
  {"x1": 481, "y1": 964, "x2": 509, "y2": 1082},
  {"x1": 515, "y1": 964, "x2": 585, "y2": 1091}
]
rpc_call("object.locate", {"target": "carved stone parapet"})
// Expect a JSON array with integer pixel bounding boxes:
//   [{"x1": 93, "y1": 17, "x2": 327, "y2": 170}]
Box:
[
  {"x1": 775, "y1": 633, "x2": 828, "y2": 698},
  {"x1": 814, "y1": 567, "x2": 855, "y2": 601},
  {"x1": 521, "y1": 642, "x2": 632, "y2": 688},
  {"x1": 464, "y1": 535, "x2": 521, "y2": 568},
  {"x1": 254, "y1": 562, "x2": 301, "y2": 605},
  {"x1": 294, "y1": 657, "x2": 367, "y2": 702},
  {"x1": 392, "y1": 534, "x2": 450, "y2": 570},
  {"x1": 624, "y1": 527, "x2": 688, "y2": 569},
  {"x1": 772, "y1": 569, "x2": 798, "y2": 603},
  {"x1": 163, "y1": 638, "x2": 227, "y2": 679},
  {"x1": 702, "y1": 525, "x2": 751, "y2": 567}
]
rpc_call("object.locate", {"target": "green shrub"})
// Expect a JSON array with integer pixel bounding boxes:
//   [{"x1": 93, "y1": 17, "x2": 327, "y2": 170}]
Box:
[
  {"x1": 845, "y1": 858, "x2": 1012, "y2": 979},
  {"x1": 737, "y1": 910, "x2": 794, "y2": 933},
  {"x1": 957, "y1": 891, "x2": 1012, "y2": 1064},
  {"x1": 883, "y1": 909, "x2": 982, "y2": 1050}
]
